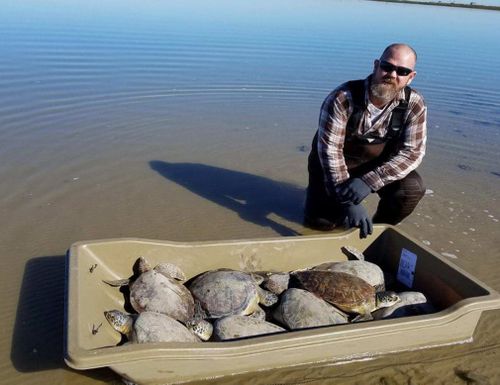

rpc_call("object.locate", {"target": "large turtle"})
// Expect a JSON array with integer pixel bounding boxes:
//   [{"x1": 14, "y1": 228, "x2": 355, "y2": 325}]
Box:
[
  {"x1": 104, "y1": 310, "x2": 211, "y2": 343},
  {"x1": 104, "y1": 257, "x2": 194, "y2": 323},
  {"x1": 213, "y1": 315, "x2": 285, "y2": 341},
  {"x1": 293, "y1": 270, "x2": 400, "y2": 321},
  {"x1": 188, "y1": 269, "x2": 278, "y2": 320},
  {"x1": 273, "y1": 288, "x2": 348, "y2": 330},
  {"x1": 312, "y1": 260, "x2": 385, "y2": 291}
]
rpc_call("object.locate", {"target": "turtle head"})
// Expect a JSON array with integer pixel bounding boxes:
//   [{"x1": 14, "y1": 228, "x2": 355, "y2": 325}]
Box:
[
  {"x1": 104, "y1": 310, "x2": 134, "y2": 335},
  {"x1": 375, "y1": 291, "x2": 401, "y2": 309},
  {"x1": 258, "y1": 288, "x2": 279, "y2": 307},
  {"x1": 186, "y1": 319, "x2": 213, "y2": 341}
]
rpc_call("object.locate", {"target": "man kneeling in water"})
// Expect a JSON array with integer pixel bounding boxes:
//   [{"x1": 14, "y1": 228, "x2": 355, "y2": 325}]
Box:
[{"x1": 305, "y1": 43, "x2": 427, "y2": 238}]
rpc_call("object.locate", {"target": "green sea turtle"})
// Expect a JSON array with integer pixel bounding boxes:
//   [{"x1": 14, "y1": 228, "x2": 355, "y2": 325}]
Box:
[
  {"x1": 104, "y1": 257, "x2": 194, "y2": 323},
  {"x1": 372, "y1": 291, "x2": 435, "y2": 320},
  {"x1": 293, "y1": 270, "x2": 400, "y2": 321},
  {"x1": 104, "y1": 310, "x2": 211, "y2": 343},
  {"x1": 273, "y1": 288, "x2": 348, "y2": 330},
  {"x1": 213, "y1": 315, "x2": 285, "y2": 341},
  {"x1": 188, "y1": 269, "x2": 278, "y2": 320}
]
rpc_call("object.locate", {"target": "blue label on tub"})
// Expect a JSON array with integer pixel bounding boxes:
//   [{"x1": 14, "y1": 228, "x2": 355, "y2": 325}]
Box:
[{"x1": 397, "y1": 248, "x2": 417, "y2": 288}]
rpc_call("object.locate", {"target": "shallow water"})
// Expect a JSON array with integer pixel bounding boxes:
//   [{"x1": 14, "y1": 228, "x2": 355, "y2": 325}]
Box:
[{"x1": 1, "y1": 0, "x2": 499, "y2": 384}]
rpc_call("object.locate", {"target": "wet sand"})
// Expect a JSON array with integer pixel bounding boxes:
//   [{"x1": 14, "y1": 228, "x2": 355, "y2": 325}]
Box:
[{"x1": 2, "y1": 138, "x2": 500, "y2": 385}]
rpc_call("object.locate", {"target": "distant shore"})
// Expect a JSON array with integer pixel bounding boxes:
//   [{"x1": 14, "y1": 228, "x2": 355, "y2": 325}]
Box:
[{"x1": 368, "y1": 0, "x2": 500, "y2": 10}]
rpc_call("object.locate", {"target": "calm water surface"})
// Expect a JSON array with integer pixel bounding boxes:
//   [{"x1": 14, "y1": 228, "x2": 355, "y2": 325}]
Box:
[{"x1": 1, "y1": 1, "x2": 499, "y2": 384}]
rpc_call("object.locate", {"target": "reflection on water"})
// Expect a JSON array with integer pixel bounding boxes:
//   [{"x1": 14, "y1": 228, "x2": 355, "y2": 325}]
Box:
[
  {"x1": 0, "y1": 0, "x2": 499, "y2": 180},
  {"x1": 1, "y1": 1, "x2": 500, "y2": 385}
]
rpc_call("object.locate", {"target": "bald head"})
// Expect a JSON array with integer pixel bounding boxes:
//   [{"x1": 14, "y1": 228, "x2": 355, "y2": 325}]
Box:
[
  {"x1": 370, "y1": 43, "x2": 418, "y2": 107},
  {"x1": 381, "y1": 43, "x2": 417, "y2": 67}
]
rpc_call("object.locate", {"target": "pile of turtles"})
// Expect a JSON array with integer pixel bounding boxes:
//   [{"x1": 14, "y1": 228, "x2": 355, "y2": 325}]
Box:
[{"x1": 103, "y1": 248, "x2": 435, "y2": 344}]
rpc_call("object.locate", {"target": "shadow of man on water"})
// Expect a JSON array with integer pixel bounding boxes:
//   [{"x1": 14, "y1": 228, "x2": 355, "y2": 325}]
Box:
[{"x1": 149, "y1": 161, "x2": 305, "y2": 236}]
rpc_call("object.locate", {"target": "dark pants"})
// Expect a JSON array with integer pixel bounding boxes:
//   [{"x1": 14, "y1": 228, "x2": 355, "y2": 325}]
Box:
[{"x1": 304, "y1": 170, "x2": 425, "y2": 229}]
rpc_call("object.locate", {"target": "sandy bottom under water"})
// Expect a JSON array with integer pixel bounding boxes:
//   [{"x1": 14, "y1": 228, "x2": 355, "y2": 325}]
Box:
[{"x1": 1, "y1": 138, "x2": 499, "y2": 385}]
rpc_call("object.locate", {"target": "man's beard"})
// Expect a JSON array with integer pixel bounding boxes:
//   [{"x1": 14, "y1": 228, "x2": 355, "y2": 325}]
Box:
[{"x1": 370, "y1": 78, "x2": 399, "y2": 104}]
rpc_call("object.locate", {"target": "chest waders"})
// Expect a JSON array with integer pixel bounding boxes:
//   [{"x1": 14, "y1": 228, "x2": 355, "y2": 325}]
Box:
[
  {"x1": 305, "y1": 80, "x2": 424, "y2": 228},
  {"x1": 309, "y1": 80, "x2": 411, "y2": 179}
]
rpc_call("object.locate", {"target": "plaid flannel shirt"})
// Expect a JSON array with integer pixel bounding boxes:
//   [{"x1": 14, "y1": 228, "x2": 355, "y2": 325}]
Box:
[{"x1": 317, "y1": 76, "x2": 427, "y2": 193}]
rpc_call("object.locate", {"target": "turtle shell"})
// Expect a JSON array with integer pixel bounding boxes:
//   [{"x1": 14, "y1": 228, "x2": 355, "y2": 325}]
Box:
[
  {"x1": 188, "y1": 270, "x2": 259, "y2": 318},
  {"x1": 129, "y1": 270, "x2": 194, "y2": 323},
  {"x1": 293, "y1": 270, "x2": 376, "y2": 314},
  {"x1": 273, "y1": 288, "x2": 348, "y2": 330},
  {"x1": 132, "y1": 312, "x2": 199, "y2": 343},
  {"x1": 213, "y1": 315, "x2": 285, "y2": 341},
  {"x1": 312, "y1": 260, "x2": 385, "y2": 291}
]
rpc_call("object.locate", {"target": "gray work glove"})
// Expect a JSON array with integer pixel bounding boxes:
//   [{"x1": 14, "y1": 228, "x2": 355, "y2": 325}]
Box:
[
  {"x1": 341, "y1": 204, "x2": 373, "y2": 239},
  {"x1": 336, "y1": 178, "x2": 372, "y2": 205}
]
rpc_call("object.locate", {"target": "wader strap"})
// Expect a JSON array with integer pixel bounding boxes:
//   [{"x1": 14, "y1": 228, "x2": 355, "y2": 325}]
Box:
[
  {"x1": 346, "y1": 81, "x2": 412, "y2": 141},
  {"x1": 345, "y1": 80, "x2": 366, "y2": 133},
  {"x1": 386, "y1": 86, "x2": 411, "y2": 141}
]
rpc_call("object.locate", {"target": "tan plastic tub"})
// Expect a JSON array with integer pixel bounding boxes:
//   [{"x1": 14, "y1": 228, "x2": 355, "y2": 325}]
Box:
[{"x1": 64, "y1": 225, "x2": 500, "y2": 385}]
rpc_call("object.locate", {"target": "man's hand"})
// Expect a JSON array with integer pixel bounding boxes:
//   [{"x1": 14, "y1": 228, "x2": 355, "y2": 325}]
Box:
[
  {"x1": 336, "y1": 178, "x2": 372, "y2": 205},
  {"x1": 342, "y1": 204, "x2": 373, "y2": 238}
]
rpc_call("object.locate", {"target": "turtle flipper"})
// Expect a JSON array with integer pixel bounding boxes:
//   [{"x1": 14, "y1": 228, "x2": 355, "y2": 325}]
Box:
[
  {"x1": 102, "y1": 278, "x2": 130, "y2": 287},
  {"x1": 351, "y1": 301, "x2": 376, "y2": 322},
  {"x1": 134, "y1": 256, "x2": 152, "y2": 274},
  {"x1": 249, "y1": 306, "x2": 266, "y2": 320},
  {"x1": 351, "y1": 312, "x2": 373, "y2": 322},
  {"x1": 154, "y1": 263, "x2": 186, "y2": 281},
  {"x1": 341, "y1": 246, "x2": 365, "y2": 261},
  {"x1": 249, "y1": 272, "x2": 265, "y2": 285}
]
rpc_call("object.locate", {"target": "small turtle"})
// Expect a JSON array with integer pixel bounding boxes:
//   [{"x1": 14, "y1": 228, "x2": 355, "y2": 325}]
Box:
[
  {"x1": 312, "y1": 260, "x2": 385, "y2": 291},
  {"x1": 253, "y1": 271, "x2": 290, "y2": 295},
  {"x1": 104, "y1": 310, "x2": 209, "y2": 343},
  {"x1": 293, "y1": 270, "x2": 400, "y2": 321},
  {"x1": 273, "y1": 288, "x2": 348, "y2": 330},
  {"x1": 104, "y1": 257, "x2": 194, "y2": 323},
  {"x1": 213, "y1": 315, "x2": 285, "y2": 341},
  {"x1": 372, "y1": 291, "x2": 436, "y2": 320},
  {"x1": 188, "y1": 269, "x2": 278, "y2": 320}
]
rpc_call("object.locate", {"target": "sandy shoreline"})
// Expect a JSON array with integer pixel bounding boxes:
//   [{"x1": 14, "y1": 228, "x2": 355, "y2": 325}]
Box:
[{"x1": 368, "y1": 0, "x2": 500, "y2": 11}]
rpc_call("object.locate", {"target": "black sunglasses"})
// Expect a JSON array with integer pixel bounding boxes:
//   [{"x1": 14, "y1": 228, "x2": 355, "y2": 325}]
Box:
[{"x1": 379, "y1": 60, "x2": 413, "y2": 76}]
